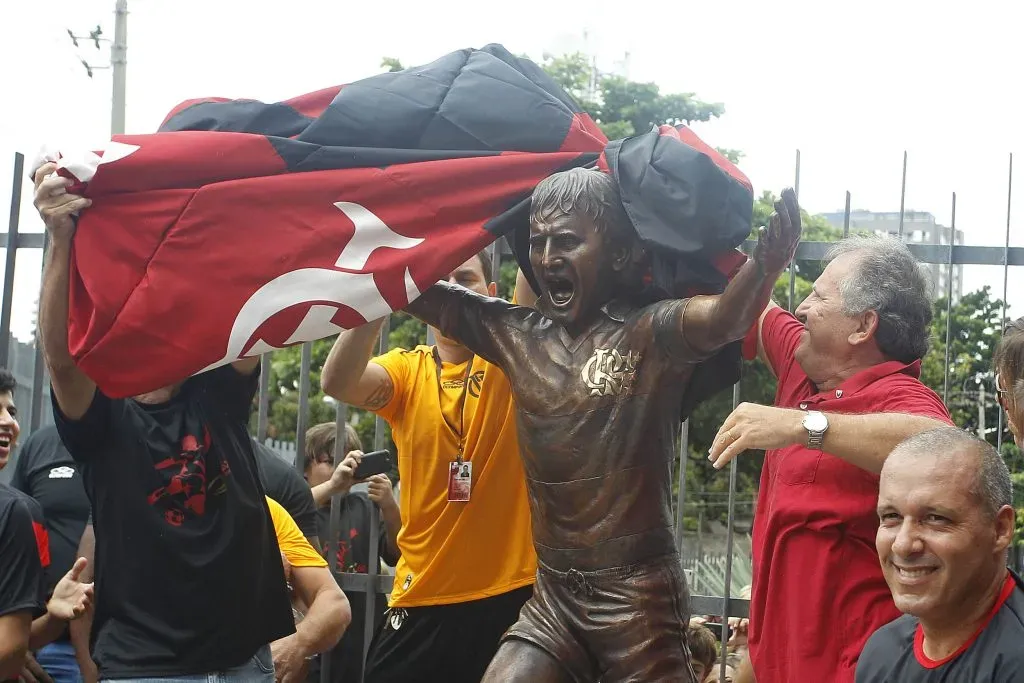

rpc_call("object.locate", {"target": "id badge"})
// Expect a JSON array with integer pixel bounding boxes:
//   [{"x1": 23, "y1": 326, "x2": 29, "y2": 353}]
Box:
[{"x1": 447, "y1": 461, "x2": 472, "y2": 502}]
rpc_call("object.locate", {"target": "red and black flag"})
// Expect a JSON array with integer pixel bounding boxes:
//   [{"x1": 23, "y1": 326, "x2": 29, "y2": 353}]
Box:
[{"x1": 39, "y1": 44, "x2": 752, "y2": 401}]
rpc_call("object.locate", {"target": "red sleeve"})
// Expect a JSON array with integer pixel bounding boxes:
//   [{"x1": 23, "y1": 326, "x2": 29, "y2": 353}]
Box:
[
  {"x1": 743, "y1": 306, "x2": 804, "y2": 384},
  {"x1": 876, "y1": 376, "x2": 953, "y2": 424}
]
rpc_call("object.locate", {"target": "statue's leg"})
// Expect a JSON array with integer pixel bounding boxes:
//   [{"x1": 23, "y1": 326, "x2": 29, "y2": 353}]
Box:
[
  {"x1": 586, "y1": 558, "x2": 699, "y2": 683},
  {"x1": 481, "y1": 638, "x2": 574, "y2": 683},
  {"x1": 493, "y1": 569, "x2": 596, "y2": 683}
]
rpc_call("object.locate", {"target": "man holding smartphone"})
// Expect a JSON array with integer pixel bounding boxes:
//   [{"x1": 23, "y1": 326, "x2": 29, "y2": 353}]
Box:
[
  {"x1": 301, "y1": 422, "x2": 400, "y2": 683},
  {"x1": 321, "y1": 250, "x2": 537, "y2": 683}
]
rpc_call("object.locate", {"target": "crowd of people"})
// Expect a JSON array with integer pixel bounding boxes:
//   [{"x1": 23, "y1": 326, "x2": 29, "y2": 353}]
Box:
[{"x1": 1, "y1": 154, "x2": 1023, "y2": 683}]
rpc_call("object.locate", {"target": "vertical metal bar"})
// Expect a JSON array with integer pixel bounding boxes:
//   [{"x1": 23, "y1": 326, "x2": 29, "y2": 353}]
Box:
[
  {"x1": 674, "y1": 419, "x2": 689, "y2": 552},
  {"x1": 257, "y1": 357, "x2": 271, "y2": 441},
  {"x1": 373, "y1": 320, "x2": 391, "y2": 452},
  {"x1": 0, "y1": 153, "x2": 25, "y2": 368},
  {"x1": 110, "y1": 0, "x2": 129, "y2": 136},
  {"x1": 998, "y1": 153, "x2": 1013, "y2": 450},
  {"x1": 294, "y1": 342, "x2": 312, "y2": 472},
  {"x1": 363, "y1": 316, "x2": 391, "y2": 667},
  {"x1": 30, "y1": 233, "x2": 49, "y2": 431},
  {"x1": 786, "y1": 150, "x2": 800, "y2": 311},
  {"x1": 324, "y1": 399, "x2": 349, "y2": 683},
  {"x1": 898, "y1": 151, "x2": 908, "y2": 237},
  {"x1": 843, "y1": 191, "x2": 851, "y2": 238},
  {"x1": 942, "y1": 193, "x2": 956, "y2": 405},
  {"x1": 490, "y1": 241, "x2": 502, "y2": 289},
  {"x1": 719, "y1": 382, "x2": 742, "y2": 683}
]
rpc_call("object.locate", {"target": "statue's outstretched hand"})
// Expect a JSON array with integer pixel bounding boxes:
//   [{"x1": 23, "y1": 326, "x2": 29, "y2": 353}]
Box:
[{"x1": 754, "y1": 187, "x2": 802, "y2": 274}]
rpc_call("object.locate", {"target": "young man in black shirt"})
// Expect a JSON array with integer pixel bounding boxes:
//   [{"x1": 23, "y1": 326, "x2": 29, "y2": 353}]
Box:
[
  {"x1": 0, "y1": 369, "x2": 93, "y2": 682},
  {"x1": 302, "y1": 421, "x2": 401, "y2": 683},
  {"x1": 0, "y1": 483, "x2": 45, "y2": 680},
  {"x1": 34, "y1": 163, "x2": 295, "y2": 679},
  {"x1": 10, "y1": 424, "x2": 91, "y2": 682},
  {"x1": 857, "y1": 427, "x2": 1024, "y2": 682}
]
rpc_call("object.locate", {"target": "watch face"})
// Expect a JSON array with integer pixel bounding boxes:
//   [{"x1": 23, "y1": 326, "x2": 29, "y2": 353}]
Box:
[{"x1": 804, "y1": 412, "x2": 828, "y2": 432}]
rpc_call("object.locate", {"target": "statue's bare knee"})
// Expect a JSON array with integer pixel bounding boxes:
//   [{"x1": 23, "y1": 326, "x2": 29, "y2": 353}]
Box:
[{"x1": 482, "y1": 638, "x2": 572, "y2": 683}]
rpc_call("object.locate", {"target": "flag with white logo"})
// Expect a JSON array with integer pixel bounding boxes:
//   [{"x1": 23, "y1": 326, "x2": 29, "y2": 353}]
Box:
[{"x1": 41, "y1": 44, "x2": 751, "y2": 398}]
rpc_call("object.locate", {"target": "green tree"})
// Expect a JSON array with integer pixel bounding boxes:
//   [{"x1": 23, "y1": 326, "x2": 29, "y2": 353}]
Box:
[
  {"x1": 381, "y1": 57, "x2": 404, "y2": 72},
  {"x1": 920, "y1": 287, "x2": 1007, "y2": 441},
  {"x1": 536, "y1": 52, "x2": 724, "y2": 142}
]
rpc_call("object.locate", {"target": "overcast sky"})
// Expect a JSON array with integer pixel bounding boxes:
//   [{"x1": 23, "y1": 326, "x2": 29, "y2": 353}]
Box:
[{"x1": 2, "y1": 0, "x2": 1021, "y2": 340}]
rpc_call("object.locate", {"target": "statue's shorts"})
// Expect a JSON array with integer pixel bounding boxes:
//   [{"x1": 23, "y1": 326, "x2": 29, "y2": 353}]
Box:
[{"x1": 502, "y1": 556, "x2": 699, "y2": 683}]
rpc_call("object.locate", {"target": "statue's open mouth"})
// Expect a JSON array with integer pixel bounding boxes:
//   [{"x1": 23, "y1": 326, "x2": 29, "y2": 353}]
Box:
[{"x1": 546, "y1": 277, "x2": 575, "y2": 307}]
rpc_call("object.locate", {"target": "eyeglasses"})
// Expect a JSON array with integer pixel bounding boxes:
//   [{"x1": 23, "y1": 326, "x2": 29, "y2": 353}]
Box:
[{"x1": 996, "y1": 372, "x2": 1011, "y2": 411}]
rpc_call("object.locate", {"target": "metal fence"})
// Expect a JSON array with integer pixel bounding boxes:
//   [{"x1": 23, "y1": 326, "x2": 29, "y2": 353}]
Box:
[{"x1": 3, "y1": 149, "x2": 1020, "y2": 681}]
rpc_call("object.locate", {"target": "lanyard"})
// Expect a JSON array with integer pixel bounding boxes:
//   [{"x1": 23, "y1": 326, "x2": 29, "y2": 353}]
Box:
[{"x1": 432, "y1": 348, "x2": 475, "y2": 463}]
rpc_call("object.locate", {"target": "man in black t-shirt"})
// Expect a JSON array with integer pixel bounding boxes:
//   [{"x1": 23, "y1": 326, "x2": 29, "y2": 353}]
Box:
[
  {"x1": 856, "y1": 427, "x2": 1024, "y2": 682},
  {"x1": 34, "y1": 162, "x2": 294, "y2": 680},
  {"x1": 0, "y1": 485, "x2": 45, "y2": 681},
  {"x1": 10, "y1": 425, "x2": 91, "y2": 682},
  {"x1": 252, "y1": 439, "x2": 319, "y2": 546},
  {"x1": 70, "y1": 439, "x2": 323, "y2": 678}
]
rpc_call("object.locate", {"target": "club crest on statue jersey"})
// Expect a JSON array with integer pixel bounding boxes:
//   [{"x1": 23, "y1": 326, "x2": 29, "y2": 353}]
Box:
[
  {"x1": 581, "y1": 348, "x2": 641, "y2": 397},
  {"x1": 200, "y1": 201, "x2": 425, "y2": 374}
]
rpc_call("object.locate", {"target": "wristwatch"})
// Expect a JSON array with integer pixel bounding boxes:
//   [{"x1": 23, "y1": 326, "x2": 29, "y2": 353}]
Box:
[{"x1": 802, "y1": 410, "x2": 829, "y2": 450}]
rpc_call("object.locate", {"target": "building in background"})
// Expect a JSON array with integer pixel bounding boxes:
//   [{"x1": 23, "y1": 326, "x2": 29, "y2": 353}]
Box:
[{"x1": 819, "y1": 209, "x2": 964, "y2": 303}]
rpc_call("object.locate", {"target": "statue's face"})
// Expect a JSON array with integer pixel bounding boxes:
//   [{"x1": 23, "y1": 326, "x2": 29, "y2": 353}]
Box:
[{"x1": 529, "y1": 211, "x2": 624, "y2": 333}]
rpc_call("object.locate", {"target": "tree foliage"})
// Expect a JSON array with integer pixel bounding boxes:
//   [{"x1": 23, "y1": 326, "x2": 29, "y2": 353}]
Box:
[
  {"x1": 920, "y1": 287, "x2": 1007, "y2": 440},
  {"x1": 537, "y1": 52, "x2": 724, "y2": 141}
]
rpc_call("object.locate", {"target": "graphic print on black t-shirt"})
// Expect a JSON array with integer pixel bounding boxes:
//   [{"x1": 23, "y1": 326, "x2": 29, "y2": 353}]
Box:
[
  {"x1": 51, "y1": 365, "x2": 294, "y2": 679},
  {"x1": 146, "y1": 427, "x2": 226, "y2": 526}
]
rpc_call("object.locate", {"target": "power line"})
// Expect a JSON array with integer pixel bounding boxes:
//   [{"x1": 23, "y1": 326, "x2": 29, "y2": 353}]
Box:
[{"x1": 66, "y1": 0, "x2": 128, "y2": 136}]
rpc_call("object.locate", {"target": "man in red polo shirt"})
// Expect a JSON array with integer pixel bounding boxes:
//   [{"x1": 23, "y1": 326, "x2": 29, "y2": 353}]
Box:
[{"x1": 707, "y1": 235, "x2": 952, "y2": 683}]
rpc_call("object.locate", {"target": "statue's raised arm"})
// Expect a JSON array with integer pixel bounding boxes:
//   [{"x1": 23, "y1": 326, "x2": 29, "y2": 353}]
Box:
[{"x1": 680, "y1": 188, "x2": 802, "y2": 356}]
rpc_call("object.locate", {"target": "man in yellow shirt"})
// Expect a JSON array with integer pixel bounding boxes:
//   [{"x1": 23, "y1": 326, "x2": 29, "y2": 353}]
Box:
[
  {"x1": 266, "y1": 496, "x2": 350, "y2": 683},
  {"x1": 321, "y1": 249, "x2": 536, "y2": 683}
]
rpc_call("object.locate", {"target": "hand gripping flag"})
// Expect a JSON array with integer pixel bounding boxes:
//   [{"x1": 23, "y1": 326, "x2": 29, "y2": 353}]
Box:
[{"x1": 38, "y1": 44, "x2": 753, "y2": 400}]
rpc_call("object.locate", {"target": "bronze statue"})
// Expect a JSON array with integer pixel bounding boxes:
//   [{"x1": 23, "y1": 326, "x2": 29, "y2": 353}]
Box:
[{"x1": 406, "y1": 168, "x2": 801, "y2": 682}]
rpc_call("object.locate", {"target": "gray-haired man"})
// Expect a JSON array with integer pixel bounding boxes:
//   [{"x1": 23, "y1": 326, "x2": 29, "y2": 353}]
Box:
[{"x1": 708, "y1": 235, "x2": 953, "y2": 683}]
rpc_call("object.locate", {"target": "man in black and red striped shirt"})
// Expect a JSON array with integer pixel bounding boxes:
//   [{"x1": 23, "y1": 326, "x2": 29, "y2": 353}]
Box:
[{"x1": 857, "y1": 427, "x2": 1024, "y2": 682}]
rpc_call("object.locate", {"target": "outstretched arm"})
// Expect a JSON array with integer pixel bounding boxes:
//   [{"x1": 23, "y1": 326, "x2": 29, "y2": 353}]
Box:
[
  {"x1": 404, "y1": 282, "x2": 518, "y2": 367},
  {"x1": 34, "y1": 164, "x2": 96, "y2": 421},
  {"x1": 681, "y1": 189, "x2": 801, "y2": 356}
]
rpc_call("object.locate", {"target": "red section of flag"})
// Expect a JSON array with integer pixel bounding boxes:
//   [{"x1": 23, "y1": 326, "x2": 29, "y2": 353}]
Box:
[
  {"x1": 283, "y1": 86, "x2": 345, "y2": 120},
  {"x1": 559, "y1": 112, "x2": 607, "y2": 152},
  {"x1": 68, "y1": 140, "x2": 591, "y2": 397}
]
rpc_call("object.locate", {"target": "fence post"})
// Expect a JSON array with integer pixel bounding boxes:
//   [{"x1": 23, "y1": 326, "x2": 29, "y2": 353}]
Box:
[{"x1": 1, "y1": 153, "x2": 25, "y2": 368}]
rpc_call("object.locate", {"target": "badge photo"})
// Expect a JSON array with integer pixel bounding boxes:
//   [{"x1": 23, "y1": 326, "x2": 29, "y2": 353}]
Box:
[{"x1": 447, "y1": 461, "x2": 472, "y2": 502}]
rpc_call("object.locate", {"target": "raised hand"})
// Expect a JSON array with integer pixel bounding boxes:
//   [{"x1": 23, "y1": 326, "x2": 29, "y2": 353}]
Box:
[
  {"x1": 328, "y1": 450, "x2": 362, "y2": 496},
  {"x1": 47, "y1": 557, "x2": 95, "y2": 621},
  {"x1": 32, "y1": 163, "x2": 91, "y2": 242},
  {"x1": 753, "y1": 187, "x2": 801, "y2": 274}
]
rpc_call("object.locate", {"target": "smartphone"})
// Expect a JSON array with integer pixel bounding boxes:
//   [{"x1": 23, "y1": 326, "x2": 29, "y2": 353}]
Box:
[{"x1": 354, "y1": 449, "x2": 392, "y2": 480}]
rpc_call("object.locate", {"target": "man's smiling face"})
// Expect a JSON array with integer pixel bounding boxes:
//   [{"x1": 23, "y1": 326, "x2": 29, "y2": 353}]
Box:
[{"x1": 0, "y1": 389, "x2": 20, "y2": 470}]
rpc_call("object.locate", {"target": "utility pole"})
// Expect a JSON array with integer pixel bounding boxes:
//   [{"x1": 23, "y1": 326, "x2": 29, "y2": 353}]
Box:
[{"x1": 110, "y1": 0, "x2": 128, "y2": 136}]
